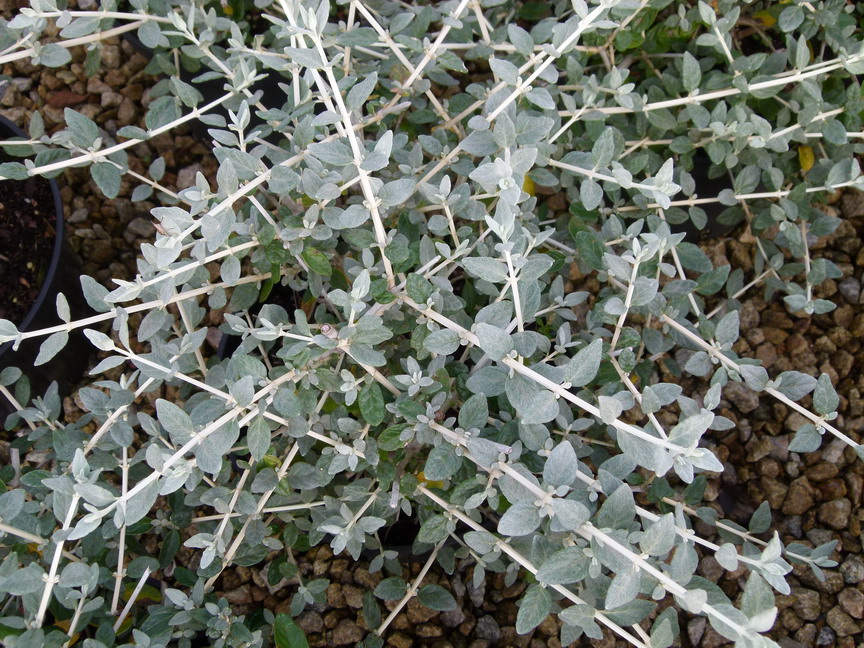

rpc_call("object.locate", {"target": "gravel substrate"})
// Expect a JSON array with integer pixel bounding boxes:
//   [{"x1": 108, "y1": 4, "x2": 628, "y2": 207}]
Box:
[{"x1": 2, "y1": 4, "x2": 864, "y2": 646}]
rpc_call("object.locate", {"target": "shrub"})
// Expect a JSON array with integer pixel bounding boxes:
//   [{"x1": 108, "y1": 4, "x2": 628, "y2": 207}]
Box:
[{"x1": 0, "y1": 0, "x2": 862, "y2": 646}]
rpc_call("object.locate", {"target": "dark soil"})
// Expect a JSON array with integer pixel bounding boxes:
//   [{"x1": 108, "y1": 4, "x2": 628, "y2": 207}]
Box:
[{"x1": 0, "y1": 156, "x2": 56, "y2": 324}]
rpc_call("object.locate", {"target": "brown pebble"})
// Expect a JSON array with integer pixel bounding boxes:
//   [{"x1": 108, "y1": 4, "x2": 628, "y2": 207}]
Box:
[
  {"x1": 827, "y1": 605, "x2": 862, "y2": 636},
  {"x1": 117, "y1": 97, "x2": 137, "y2": 125},
  {"x1": 342, "y1": 584, "x2": 364, "y2": 609},
  {"x1": 832, "y1": 350, "x2": 855, "y2": 378},
  {"x1": 386, "y1": 632, "x2": 413, "y2": 648},
  {"x1": 783, "y1": 478, "x2": 815, "y2": 516},
  {"x1": 101, "y1": 91, "x2": 123, "y2": 108},
  {"x1": 353, "y1": 567, "x2": 382, "y2": 590},
  {"x1": 406, "y1": 596, "x2": 439, "y2": 624},
  {"x1": 755, "y1": 343, "x2": 778, "y2": 368},
  {"x1": 416, "y1": 623, "x2": 443, "y2": 638},
  {"x1": 850, "y1": 314, "x2": 864, "y2": 337},
  {"x1": 839, "y1": 588, "x2": 864, "y2": 619},
  {"x1": 779, "y1": 607, "x2": 803, "y2": 631},
  {"x1": 389, "y1": 612, "x2": 410, "y2": 631},
  {"x1": 808, "y1": 462, "x2": 840, "y2": 482},
  {"x1": 846, "y1": 473, "x2": 864, "y2": 505},
  {"x1": 326, "y1": 583, "x2": 344, "y2": 608},
  {"x1": 223, "y1": 584, "x2": 251, "y2": 605},
  {"x1": 795, "y1": 623, "x2": 818, "y2": 646},
  {"x1": 791, "y1": 588, "x2": 822, "y2": 621},
  {"x1": 121, "y1": 84, "x2": 145, "y2": 102},
  {"x1": 817, "y1": 478, "x2": 848, "y2": 500},
  {"x1": 330, "y1": 619, "x2": 363, "y2": 646},
  {"x1": 818, "y1": 498, "x2": 853, "y2": 530}
]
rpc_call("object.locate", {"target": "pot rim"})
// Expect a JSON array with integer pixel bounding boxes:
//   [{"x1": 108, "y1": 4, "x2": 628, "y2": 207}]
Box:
[{"x1": 0, "y1": 113, "x2": 66, "y2": 355}]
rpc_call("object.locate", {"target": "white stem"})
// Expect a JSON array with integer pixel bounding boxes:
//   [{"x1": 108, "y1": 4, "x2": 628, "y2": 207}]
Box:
[
  {"x1": 705, "y1": 269, "x2": 773, "y2": 319},
  {"x1": 0, "y1": 385, "x2": 35, "y2": 426},
  {"x1": 110, "y1": 447, "x2": 129, "y2": 615},
  {"x1": 442, "y1": 203, "x2": 461, "y2": 247},
  {"x1": 113, "y1": 568, "x2": 151, "y2": 632},
  {"x1": 309, "y1": 33, "x2": 396, "y2": 288},
  {"x1": 548, "y1": 158, "x2": 659, "y2": 194},
  {"x1": 63, "y1": 593, "x2": 87, "y2": 647},
  {"x1": 0, "y1": 20, "x2": 146, "y2": 65},
  {"x1": 661, "y1": 315, "x2": 855, "y2": 447},
  {"x1": 350, "y1": 0, "x2": 456, "y2": 127},
  {"x1": 18, "y1": 92, "x2": 236, "y2": 178},
  {"x1": 18, "y1": 266, "x2": 268, "y2": 346},
  {"x1": 403, "y1": 294, "x2": 689, "y2": 456},
  {"x1": 610, "y1": 260, "x2": 639, "y2": 351},
  {"x1": 82, "y1": 369, "x2": 301, "y2": 524},
  {"x1": 193, "y1": 501, "x2": 324, "y2": 522},
  {"x1": 34, "y1": 494, "x2": 80, "y2": 627},
  {"x1": 210, "y1": 469, "x2": 252, "y2": 557},
  {"x1": 615, "y1": 178, "x2": 862, "y2": 212},
  {"x1": 399, "y1": 0, "x2": 472, "y2": 90},
  {"x1": 417, "y1": 485, "x2": 649, "y2": 648},
  {"x1": 32, "y1": 10, "x2": 172, "y2": 22},
  {"x1": 503, "y1": 250, "x2": 524, "y2": 334},
  {"x1": 376, "y1": 541, "x2": 442, "y2": 634},
  {"x1": 487, "y1": 2, "x2": 608, "y2": 124},
  {"x1": 557, "y1": 52, "x2": 864, "y2": 118}
]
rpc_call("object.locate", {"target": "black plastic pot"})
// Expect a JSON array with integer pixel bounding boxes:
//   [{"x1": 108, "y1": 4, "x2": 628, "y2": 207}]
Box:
[
  {"x1": 0, "y1": 115, "x2": 90, "y2": 418},
  {"x1": 361, "y1": 512, "x2": 463, "y2": 562},
  {"x1": 677, "y1": 149, "x2": 740, "y2": 242},
  {"x1": 216, "y1": 281, "x2": 306, "y2": 358}
]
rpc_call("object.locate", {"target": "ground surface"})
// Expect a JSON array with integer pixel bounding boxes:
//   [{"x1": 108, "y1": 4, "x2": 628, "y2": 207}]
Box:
[{"x1": 1, "y1": 4, "x2": 864, "y2": 646}]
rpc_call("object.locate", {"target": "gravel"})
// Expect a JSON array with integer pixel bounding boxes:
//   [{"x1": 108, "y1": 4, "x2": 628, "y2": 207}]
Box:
[
  {"x1": 838, "y1": 276, "x2": 861, "y2": 304},
  {"x1": 331, "y1": 619, "x2": 363, "y2": 645},
  {"x1": 841, "y1": 556, "x2": 864, "y2": 584},
  {"x1": 783, "y1": 478, "x2": 816, "y2": 516},
  {"x1": 826, "y1": 606, "x2": 861, "y2": 637},
  {"x1": 815, "y1": 625, "x2": 836, "y2": 646},
  {"x1": 723, "y1": 381, "x2": 761, "y2": 413},
  {"x1": 838, "y1": 588, "x2": 864, "y2": 619},
  {"x1": 3, "y1": 3, "x2": 864, "y2": 646},
  {"x1": 818, "y1": 498, "x2": 853, "y2": 530},
  {"x1": 474, "y1": 616, "x2": 501, "y2": 642}
]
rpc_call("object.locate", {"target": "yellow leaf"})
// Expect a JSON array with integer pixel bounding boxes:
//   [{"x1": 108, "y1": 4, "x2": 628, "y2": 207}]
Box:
[
  {"x1": 416, "y1": 471, "x2": 444, "y2": 489},
  {"x1": 754, "y1": 10, "x2": 776, "y2": 27},
  {"x1": 798, "y1": 145, "x2": 815, "y2": 172},
  {"x1": 115, "y1": 616, "x2": 134, "y2": 634},
  {"x1": 522, "y1": 175, "x2": 535, "y2": 196},
  {"x1": 122, "y1": 581, "x2": 162, "y2": 603},
  {"x1": 53, "y1": 619, "x2": 80, "y2": 646}
]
